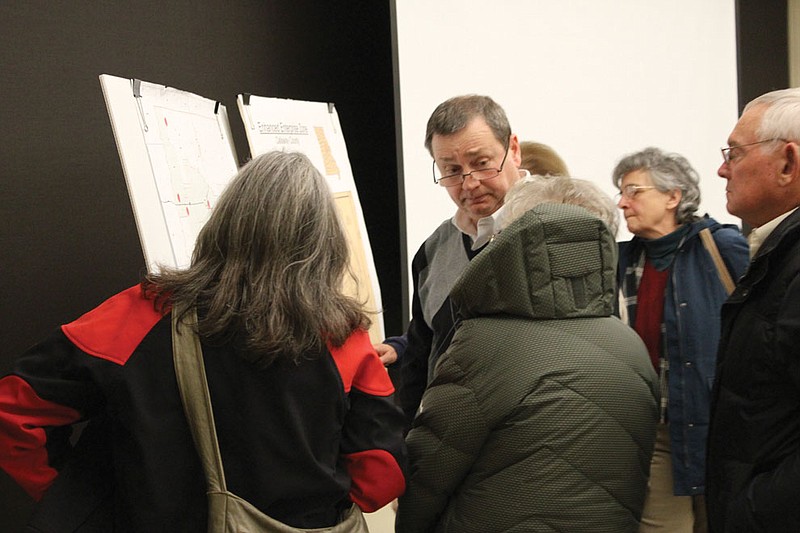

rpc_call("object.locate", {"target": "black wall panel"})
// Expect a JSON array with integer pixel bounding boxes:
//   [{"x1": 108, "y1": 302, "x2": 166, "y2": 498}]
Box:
[
  {"x1": 736, "y1": 0, "x2": 790, "y2": 111},
  {"x1": 0, "y1": 1, "x2": 400, "y2": 528},
  {"x1": 733, "y1": 0, "x2": 789, "y2": 237}
]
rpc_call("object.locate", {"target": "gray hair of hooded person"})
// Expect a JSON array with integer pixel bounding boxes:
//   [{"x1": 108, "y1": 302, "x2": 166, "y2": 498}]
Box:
[{"x1": 500, "y1": 175, "x2": 620, "y2": 236}]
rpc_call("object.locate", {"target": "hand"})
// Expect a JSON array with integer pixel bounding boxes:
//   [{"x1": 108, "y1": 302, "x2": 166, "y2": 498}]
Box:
[{"x1": 374, "y1": 343, "x2": 398, "y2": 366}]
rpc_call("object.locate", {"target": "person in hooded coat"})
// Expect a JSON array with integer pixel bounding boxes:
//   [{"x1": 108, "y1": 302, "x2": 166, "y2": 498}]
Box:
[{"x1": 396, "y1": 176, "x2": 659, "y2": 533}]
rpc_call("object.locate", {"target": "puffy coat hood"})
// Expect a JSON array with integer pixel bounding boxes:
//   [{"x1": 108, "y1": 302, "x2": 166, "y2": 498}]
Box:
[{"x1": 451, "y1": 202, "x2": 617, "y2": 321}]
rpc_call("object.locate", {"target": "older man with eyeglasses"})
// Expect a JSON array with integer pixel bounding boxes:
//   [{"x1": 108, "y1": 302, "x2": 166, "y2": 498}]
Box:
[
  {"x1": 706, "y1": 87, "x2": 800, "y2": 533},
  {"x1": 375, "y1": 94, "x2": 527, "y2": 425}
]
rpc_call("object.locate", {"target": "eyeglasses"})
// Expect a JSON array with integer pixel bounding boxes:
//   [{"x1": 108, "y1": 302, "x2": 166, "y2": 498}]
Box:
[
  {"x1": 720, "y1": 138, "x2": 786, "y2": 165},
  {"x1": 616, "y1": 185, "x2": 657, "y2": 200},
  {"x1": 432, "y1": 138, "x2": 509, "y2": 187}
]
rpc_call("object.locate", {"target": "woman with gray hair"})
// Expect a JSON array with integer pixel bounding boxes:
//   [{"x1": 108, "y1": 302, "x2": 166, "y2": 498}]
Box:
[
  {"x1": 612, "y1": 147, "x2": 749, "y2": 533},
  {"x1": 0, "y1": 151, "x2": 407, "y2": 531}
]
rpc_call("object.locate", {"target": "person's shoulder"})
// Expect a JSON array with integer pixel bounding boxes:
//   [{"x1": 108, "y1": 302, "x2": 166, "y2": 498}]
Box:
[
  {"x1": 775, "y1": 208, "x2": 800, "y2": 239},
  {"x1": 616, "y1": 238, "x2": 640, "y2": 263},
  {"x1": 60, "y1": 285, "x2": 167, "y2": 365},
  {"x1": 693, "y1": 218, "x2": 749, "y2": 273},
  {"x1": 411, "y1": 218, "x2": 452, "y2": 253},
  {"x1": 694, "y1": 216, "x2": 744, "y2": 242},
  {"x1": 328, "y1": 329, "x2": 394, "y2": 396},
  {"x1": 413, "y1": 217, "x2": 463, "y2": 262},
  {"x1": 427, "y1": 217, "x2": 461, "y2": 241},
  {"x1": 707, "y1": 221, "x2": 747, "y2": 246}
]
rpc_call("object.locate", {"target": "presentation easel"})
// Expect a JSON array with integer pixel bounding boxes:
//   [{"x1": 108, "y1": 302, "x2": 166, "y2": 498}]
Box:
[
  {"x1": 99, "y1": 75, "x2": 384, "y2": 343},
  {"x1": 238, "y1": 94, "x2": 384, "y2": 343},
  {"x1": 99, "y1": 74, "x2": 239, "y2": 271}
]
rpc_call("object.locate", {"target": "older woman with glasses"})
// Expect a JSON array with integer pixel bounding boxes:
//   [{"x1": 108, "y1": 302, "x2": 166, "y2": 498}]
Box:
[
  {"x1": 613, "y1": 147, "x2": 749, "y2": 533},
  {"x1": 0, "y1": 151, "x2": 407, "y2": 531}
]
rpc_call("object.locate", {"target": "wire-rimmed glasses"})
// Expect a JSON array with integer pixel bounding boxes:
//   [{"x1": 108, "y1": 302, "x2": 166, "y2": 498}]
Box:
[
  {"x1": 615, "y1": 185, "x2": 657, "y2": 201},
  {"x1": 432, "y1": 138, "x2": 509, "y2": 187},
  {"x1": 720, "y1": 138, "x2": 787, "y2": 165}
]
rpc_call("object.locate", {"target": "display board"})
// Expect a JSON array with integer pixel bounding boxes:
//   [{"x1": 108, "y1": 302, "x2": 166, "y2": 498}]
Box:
[
  {"x1": 238, "y1": 95, "x2": 384, "y2": 342},
  {"x1": 334, "y1": 190, "x2": 380, "y2": 338},
  {"x1": 99, "y1": 74, "x2": 239, "y2": 271},
  {"x1": 99, "y1": 77, "x2": 384, "y2": 342}
]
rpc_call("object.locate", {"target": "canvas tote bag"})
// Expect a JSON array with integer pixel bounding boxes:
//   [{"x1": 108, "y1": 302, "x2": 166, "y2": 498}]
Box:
[{"x1": 171, "y1": 305, "x2": 369, "y2": 532}]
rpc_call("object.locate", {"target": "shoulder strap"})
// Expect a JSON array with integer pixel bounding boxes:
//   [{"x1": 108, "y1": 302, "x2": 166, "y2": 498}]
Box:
[
  {"x1": 171, "y1": 304, "x2": 227, "y2": 493},
  {"x1": 699, "y1": 228, "x2": 736, "y2": 295}
]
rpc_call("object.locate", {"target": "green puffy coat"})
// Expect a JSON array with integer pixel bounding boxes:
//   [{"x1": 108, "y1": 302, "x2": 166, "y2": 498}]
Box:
[{"x1": 396, "y1": 203, "x2": 659, "y2": 533}]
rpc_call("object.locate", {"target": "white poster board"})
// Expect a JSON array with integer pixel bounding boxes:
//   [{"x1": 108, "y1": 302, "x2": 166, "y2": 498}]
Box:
[
  {"x1": 99, "y1": 74, "x2": 239, "y2": 271},
  {"x1": 238, "y1": 95, "x2": 385, "y2": 342}
]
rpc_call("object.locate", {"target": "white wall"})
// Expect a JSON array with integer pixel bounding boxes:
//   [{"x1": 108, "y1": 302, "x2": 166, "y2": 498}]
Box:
[{"x1": 395, "y1": 0, "x2": 740, "y2": 295}]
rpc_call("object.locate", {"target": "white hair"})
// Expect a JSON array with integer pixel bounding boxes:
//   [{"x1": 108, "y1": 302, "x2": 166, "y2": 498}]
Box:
[{"x1": 500, "y1": 175, "x2": 619, "y2": 236}]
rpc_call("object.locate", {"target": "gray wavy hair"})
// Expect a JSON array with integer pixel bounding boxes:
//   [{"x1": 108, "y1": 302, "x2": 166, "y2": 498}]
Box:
[
  {"x1": 144, "y1": 151, "x2": 369, "y2": 367},
  {"x1": 500, "y1": 175, "x2": 619, "y2": 236},
  {"x1": 611, "y1": 147, "x2": 701, "y2": 224}
]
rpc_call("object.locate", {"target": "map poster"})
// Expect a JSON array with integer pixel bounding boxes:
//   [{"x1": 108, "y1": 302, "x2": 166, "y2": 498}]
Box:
[
  {"x1": 334, "y1": 190, "x2": 381, "y2": 342},
  {"x1": 100, "y1": 74, "x2": 239, "y2": 271}
]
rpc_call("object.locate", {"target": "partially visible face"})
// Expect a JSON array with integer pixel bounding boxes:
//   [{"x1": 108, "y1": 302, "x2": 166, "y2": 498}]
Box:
[
  {"x1": 431, "y1": 117, "x2": 521, "y2": 225},
  {"x1": 717, "y1": 105, "x2": 785, "y2": 227},
  {"x1": 617, "y1": 169, "x2": 680, "y2": 239}
]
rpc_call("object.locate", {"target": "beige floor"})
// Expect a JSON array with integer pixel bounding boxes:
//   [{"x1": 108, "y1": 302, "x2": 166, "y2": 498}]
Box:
[{"x1": 364, "y1": 503, "x2": 396, "y2": 532}]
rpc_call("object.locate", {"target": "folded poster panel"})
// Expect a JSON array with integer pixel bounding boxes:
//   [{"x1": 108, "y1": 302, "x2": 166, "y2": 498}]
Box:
[
  {"x1": 238, "y1": 95, "x2": 384, "y2": 342},
  {"x1": 100, "y1": 74, "x2": 239, "y2": 271}
]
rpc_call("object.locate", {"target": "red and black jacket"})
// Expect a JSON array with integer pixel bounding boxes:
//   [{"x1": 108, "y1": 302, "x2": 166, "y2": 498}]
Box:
[{"x1": 0, "y1": 285, "x2": 406, "y2": 531}]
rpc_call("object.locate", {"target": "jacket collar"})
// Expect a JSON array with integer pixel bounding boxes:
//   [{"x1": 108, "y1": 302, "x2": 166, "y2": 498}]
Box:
[{"x1": 749, "y1": 207, "x2": 800, "y2": 262}]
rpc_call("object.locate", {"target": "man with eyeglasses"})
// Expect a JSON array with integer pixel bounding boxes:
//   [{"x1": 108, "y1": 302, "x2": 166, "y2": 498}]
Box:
[
  {"x1": 706, "y1": 87, "x2": 800, "y2": 533},
  {"x1": 378, "y1": 95, "x2": 526, "y2": 425}
]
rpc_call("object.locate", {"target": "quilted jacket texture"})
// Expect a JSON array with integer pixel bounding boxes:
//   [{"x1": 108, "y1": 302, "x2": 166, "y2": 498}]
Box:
[{"x1": 396, "y1": 203, "x2": 659, "y2": 533}]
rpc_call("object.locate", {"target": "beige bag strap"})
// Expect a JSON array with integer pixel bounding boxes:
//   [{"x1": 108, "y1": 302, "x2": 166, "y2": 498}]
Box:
[
  {"x1": 172, "y1": 305, "x2": 370, "y2": 533},
  {"x1": 699, "y1": 228, "x2": 736, "y2": 295},
  {"x1": 171, "y1": 304, "x2": 228, "y2": 494}
]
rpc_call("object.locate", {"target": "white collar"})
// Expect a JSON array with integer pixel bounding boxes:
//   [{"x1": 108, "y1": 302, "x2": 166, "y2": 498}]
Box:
[
  {"x1": 748, "y1": 207, "x2": 799, "y2": 258},
  {"x1": 451, "y1": 170, "x2": 530, "y2": 251}
]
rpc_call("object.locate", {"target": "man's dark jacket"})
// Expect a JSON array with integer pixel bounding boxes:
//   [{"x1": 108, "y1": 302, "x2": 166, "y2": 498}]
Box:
[{"x1": 707, "y1": 208, "x2": 800, "y2": 532}]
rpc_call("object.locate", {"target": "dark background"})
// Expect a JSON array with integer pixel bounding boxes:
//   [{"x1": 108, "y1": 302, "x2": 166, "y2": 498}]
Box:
[
  {"x1": 0, "y1": 1, "x2": 403, "y2": 527},
  {"x1": 735, "y1": 0, "x2": 789, "y2": 110},
  {"x1": 0, "y1": 0, "x2": 789, "y2": 529}
]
